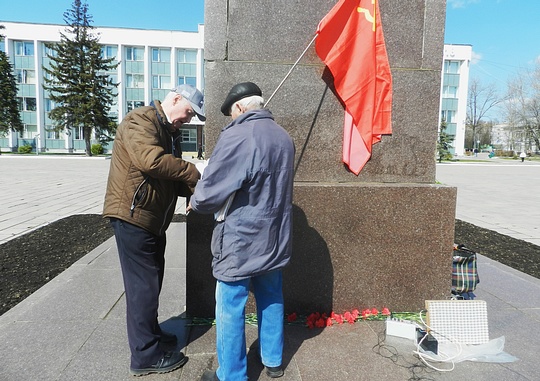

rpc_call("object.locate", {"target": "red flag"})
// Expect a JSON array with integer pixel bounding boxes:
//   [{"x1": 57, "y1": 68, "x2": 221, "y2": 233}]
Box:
[{"x1": 315, "y1": 0, "x2": 392, "y2": 175}]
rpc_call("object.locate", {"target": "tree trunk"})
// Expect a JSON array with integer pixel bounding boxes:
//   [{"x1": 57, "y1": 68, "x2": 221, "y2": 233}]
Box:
[{"x1": 84, "y1": 127, "x2": 92, "y2": 156}]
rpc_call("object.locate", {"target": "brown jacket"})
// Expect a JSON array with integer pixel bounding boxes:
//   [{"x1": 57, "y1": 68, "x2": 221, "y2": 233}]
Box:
[{"x1": 103, "y1": 100, "x2": 199, "y2": 236}]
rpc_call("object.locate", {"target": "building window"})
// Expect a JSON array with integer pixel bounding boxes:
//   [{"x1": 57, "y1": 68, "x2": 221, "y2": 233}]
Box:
[
  {"x1": 126, "y1": 73, "x2": 145, "y2": 88},
  {"x1": 101, "y1": 45, "x2": 117, "y2": 59},
  {"x1": 443, "y1": 85, "x2": 458, "y2": 98},
  {"x1": 43, "y1": 44, "x2": 57, "y2": 57},
  {"x1": 152, "y1": 48, "x2": 171, "y2": 63},
  {"x1": 181, "y1": 129, "x2": 197, "y2": 143},
  {"x1": 126, "y1": 46, "x2": 144, "y2": 61},
  {"x1": 178, "y1": 49, "x2": 197, "y2": 63},
  {"x1": 17, "y1": 97, "x2": 37, "y2": 111},
  {"x1": 44, "y1": 98, "x2": 57, "y2": 113},
  {"x1": 444, "y1": 60, "x2": 460, "y2": 74},
  {"x1": 46, "y1": 127, "x2": 61, "y2": 139},
  {"x1": 44, "y1": 70, "x2": 55, "y2": 81},
  {"x1": 126, "y1": 100, "x2": 145, "y2": 112},
  {"x1": 178, "y1": 76, "x2": 197, "y2": 87},
  {"x1": 20, "y1": 124, "x2": 37, "y2": 139},
  {"x1": 15, "y1": 41, "x2": 34, "y2": 56},
  {"x1": 177, "y1": 48, "x2": 197, "y2": 87},
  {"x1": 15, "y1": 69, "x2": 36, "y2": 84},
  {"x1": 108, "y1": 73, "x2": 118, "y2": 84},
  {"x1": 26, "y1": 98, "x2": 36, "y2": 111},
  {"x1": 73, "y1": 126, "x2": 83, "y2": 140},
  {"x1": 152, "y1": 75, "x2": 171, "y2": 89},
  {"x1": 441, "y1": 110, "x2": 455, "y2": 124}
]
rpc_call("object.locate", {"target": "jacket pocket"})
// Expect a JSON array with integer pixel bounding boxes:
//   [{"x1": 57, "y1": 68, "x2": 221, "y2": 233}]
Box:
[{"x1": 130, "y1": 176, "x2": 149, "y2": 217}]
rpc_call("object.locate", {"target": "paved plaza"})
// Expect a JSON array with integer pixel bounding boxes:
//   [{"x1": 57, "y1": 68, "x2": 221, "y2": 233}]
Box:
[
  {"x1": 0, "y1": 155, "x2": 539, "y2": 380},
  {"x1": 436, "y1": 157, "x2": 540, "y2": 246}
]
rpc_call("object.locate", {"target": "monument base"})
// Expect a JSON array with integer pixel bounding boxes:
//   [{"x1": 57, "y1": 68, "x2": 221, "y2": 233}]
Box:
[{"x1": 186, "y1": 182, "x2": 457, "y2": 317}]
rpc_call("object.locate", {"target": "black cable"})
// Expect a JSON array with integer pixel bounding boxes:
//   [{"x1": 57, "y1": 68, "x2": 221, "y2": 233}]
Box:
[{"x1": 372, "y1": 329, "x2": 439, "y2": 381}]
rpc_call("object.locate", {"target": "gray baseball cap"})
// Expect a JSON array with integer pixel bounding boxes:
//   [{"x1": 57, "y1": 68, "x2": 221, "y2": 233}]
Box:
[{"x1": 172, "y1": 84, "x2": 206, "y2": 121}]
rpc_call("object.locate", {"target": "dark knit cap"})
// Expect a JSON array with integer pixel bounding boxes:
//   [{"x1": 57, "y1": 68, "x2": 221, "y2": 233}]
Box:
[{"x1": 220, "y1": 82, "x2": 262, "y2": 116}]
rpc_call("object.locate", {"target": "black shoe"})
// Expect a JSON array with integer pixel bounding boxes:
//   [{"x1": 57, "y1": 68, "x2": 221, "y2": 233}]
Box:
[
  {"x1": 266, "y1": 366, "x2": 284, "y2": 378},
  {"x1": 199, "y1": 370, "x2": 220, "y2": 381},
  {"x1": 130, "y1": 351, "x2": 188, "y2": 376}
]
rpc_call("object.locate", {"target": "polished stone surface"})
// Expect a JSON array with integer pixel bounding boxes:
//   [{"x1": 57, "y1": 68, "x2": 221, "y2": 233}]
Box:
[
  {"x1": 187, "y1": 183, "x2": 457, "y2": 317},
  {"x1": 190, "y1": 0, "x2": 454, "y2": 315},
  {"x1": 286, "y1": 183, "x2": 457, "y2": 313},
  {"x1": 202, "y1": 0, "x2": 445, "y2": 182}
]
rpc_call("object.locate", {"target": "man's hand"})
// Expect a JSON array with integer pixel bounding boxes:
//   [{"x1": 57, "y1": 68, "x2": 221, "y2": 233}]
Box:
[{"x1": 186, "y1": 201, "x2": 192, "y2": 215}]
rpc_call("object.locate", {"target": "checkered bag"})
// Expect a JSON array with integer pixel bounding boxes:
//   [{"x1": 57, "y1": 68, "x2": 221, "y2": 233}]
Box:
[{"x1": 452, "y1": 244, "x2": 479, "y2": 294}]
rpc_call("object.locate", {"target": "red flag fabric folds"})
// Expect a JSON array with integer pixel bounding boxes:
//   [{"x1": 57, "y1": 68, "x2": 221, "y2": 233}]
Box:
[{"x1": 315, "y1": 0, "x2": 392, "y2": 175}]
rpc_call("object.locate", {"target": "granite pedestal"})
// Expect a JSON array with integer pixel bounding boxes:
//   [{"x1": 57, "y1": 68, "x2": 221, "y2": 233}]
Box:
[{"x1": 187, "y1": 0, "x2": 455, "y2": 317}]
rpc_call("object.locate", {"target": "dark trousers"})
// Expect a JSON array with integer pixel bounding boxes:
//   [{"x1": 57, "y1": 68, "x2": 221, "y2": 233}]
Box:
[{"x1": 110, "y1": 218, "x2": 166, "y2": 369}]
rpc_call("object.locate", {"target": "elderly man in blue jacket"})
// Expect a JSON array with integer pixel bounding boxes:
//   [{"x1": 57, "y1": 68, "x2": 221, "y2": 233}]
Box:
[{"x1": 188, "y1": 82, "x2": 295, "y2": 381}]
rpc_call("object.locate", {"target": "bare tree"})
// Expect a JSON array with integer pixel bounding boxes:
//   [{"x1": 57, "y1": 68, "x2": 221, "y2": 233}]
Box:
[
  {"x1": 466, "y1": 78, "x2": 505, "y2": 150},
  {"x1": 505, "y1": 64, "x2": 540, "y2": 152}
]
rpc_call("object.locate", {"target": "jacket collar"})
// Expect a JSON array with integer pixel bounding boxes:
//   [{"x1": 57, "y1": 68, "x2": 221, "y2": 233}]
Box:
[
  {"x1": 222, "y1": 109, "x2": 273, "y2": 132},
  {"x1": 150, "y1": 100, "x2": 180, "y2": 137},
  {"x1": 150, "y1": 100, "x2": 171, "y2": 128}
]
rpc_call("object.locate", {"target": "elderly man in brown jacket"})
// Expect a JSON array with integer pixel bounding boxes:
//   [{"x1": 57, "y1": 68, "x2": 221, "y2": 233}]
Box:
[{"x1": 103, "y1": 84, "x2": 204, "y2": 376}]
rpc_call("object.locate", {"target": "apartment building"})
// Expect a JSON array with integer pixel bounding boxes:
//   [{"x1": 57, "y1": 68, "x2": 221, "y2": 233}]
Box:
[
  {"x1": 0, "y1": 21, "x2": 205, "y2": 155},
  {"x1": 1, "y1": 22, "x2": 472, "y2": 159},
  {"x1": 439, "y1": 44, "x2": 472, "y2": 156}
]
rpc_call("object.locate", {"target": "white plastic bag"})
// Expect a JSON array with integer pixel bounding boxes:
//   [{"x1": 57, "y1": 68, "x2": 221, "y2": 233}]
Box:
[{"x1": 425, "y1": 336, "x2": 518, "y2": 363}]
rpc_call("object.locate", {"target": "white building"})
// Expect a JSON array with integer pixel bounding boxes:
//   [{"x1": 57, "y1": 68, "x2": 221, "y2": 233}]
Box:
[
  {"x1": 492, "y1": 123, "x2": 538, "y2": 153},
  {"x1": 1, "y1": 23, "x2": 473, "y2": 158},
  {"x1": 0, "y1": 21, "x2": 205, "y2": 155},
  {"x1": 439, "y1": 44, "x2": 472, "y2": 156}
]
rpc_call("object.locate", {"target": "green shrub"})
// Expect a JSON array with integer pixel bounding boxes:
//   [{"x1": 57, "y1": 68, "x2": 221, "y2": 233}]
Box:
[
  {"x1": 91, "y1": 143, "x2": 104, "y2": 155},
  {"x1": 18, "y1": 145, "x2": 33, "y2": 154}
]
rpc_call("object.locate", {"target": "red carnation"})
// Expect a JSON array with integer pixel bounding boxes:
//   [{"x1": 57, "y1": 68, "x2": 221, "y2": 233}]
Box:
[{"x1": 287, "y1": 312, "x2": 297, "y2": 322}]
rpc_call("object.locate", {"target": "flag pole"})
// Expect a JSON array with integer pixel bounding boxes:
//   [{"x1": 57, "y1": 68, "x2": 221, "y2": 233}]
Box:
[{"x1": 264, "y1": 34, "x2": 318, "y2": 108}]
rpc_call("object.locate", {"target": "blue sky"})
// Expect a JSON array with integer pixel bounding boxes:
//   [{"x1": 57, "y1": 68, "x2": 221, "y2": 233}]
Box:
[
  {"x1": 2, "y1": 0, "x2": 537, "y2": 100},
  {"x1": 445, "y1": 0, "x2": 540, "y2": 96},
  {"x1": 0, "y1": 0, "x2": 205, "y2": 31}
]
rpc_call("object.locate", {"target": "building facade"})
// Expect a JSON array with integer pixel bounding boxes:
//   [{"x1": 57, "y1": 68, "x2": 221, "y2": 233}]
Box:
[
  {"x1": 1, "y1": 22, "x2": 472, "y2": 158},
  {"x1": 0, "y1": 21, "x2": 205, "y2": 155},
  {"x1": 439, "y1": 44, "x2": 472, "y2": 156},
  {"x1": 492, "y1": 123, "x2": 538, "y2": 154}
]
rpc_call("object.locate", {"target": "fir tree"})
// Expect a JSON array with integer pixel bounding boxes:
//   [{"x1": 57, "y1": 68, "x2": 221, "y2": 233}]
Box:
[
  {"x1": 0, "y1": 25, "x2": 23, "y2": 136},
  {"x1": 437, "y1": 118, "x2": 455, "y2": 163},
  {"x1": 43, "y1": 1, "x2": 118, "y2": 156}
]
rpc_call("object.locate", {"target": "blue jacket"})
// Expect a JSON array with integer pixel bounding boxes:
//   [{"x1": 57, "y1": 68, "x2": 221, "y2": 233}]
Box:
[{"x1": 190, "y1": 109, "x2": 295, "y2": 281}]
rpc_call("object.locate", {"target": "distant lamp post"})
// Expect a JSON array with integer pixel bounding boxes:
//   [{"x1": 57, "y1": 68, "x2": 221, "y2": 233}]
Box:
[{"x1": 35, "y1": 134, "x2": 40, "y2": 156}]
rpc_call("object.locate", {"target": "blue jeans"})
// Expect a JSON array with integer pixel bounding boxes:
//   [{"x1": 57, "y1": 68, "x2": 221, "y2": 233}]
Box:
[{"x1": 215, "y1": 270, "x2": 284, "y2": 381}]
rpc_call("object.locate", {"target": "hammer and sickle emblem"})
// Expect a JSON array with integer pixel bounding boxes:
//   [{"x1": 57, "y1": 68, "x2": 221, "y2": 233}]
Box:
[{"x1": 357, "y1": 0, "x2": 376, "y2": 31}]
